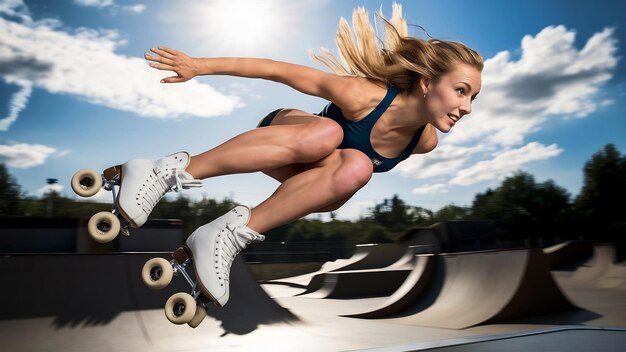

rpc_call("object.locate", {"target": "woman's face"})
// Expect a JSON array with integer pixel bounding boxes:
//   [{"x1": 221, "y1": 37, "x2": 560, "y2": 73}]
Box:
[{"x1": 422, "y1": 63, "x2": 482, "y2": 133}]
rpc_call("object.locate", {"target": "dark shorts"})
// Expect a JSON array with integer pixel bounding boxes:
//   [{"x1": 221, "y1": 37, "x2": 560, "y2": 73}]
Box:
[{"x1": 256, "y1": 108, "x2": 285, "y2": 128}]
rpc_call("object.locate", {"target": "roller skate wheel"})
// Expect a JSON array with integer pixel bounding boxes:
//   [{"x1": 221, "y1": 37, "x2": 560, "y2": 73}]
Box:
[
  {"x1": 141, "y1": 257, "x2": 173, "y2": 290},
  {"x1": 165, "y1": 292, "x2": 197, "y2": 325},
  {"x1": 87, "y1": 211, "x2": 121, "y2": 243},
  {"x1": 188, "y1": 304, "x2": 207, "y2": 328},
  {"x1": 71, "y1": 169, "x2": 103, "y2": 197}
]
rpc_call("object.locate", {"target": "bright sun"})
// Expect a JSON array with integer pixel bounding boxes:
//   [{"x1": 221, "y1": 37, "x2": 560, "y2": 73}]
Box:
[{"x1": 191, "y1": 0, "x2": 294, "y2": 55}]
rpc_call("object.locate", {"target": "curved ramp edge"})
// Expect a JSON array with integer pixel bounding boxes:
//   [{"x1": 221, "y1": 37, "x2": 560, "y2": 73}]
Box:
[
  {"x1": 264, "y1": 243, "x2": 408, "y2": 290},
  {"x1": 543, "y1": 241, "x2": 593, "y2": 270},
  {"x1": 343, "y1": 254, "x2": 436, "y2": 318},
  {"x1": 298, "y1": 269, "x2": 412, "y2": 299},
  {"x1": 390, "y1": 249, "x2": 578, "y2": 329}
]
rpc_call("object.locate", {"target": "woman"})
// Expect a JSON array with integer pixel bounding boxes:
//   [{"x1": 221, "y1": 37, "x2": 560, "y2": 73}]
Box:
[{"x1": 119, "y1": 5, "x2": 482, "y2": 307}]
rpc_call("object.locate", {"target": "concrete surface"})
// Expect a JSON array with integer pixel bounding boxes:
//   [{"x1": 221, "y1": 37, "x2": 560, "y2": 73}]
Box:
[{"x1": 1, "y1": 244, "x2": 625, "y2": 351}]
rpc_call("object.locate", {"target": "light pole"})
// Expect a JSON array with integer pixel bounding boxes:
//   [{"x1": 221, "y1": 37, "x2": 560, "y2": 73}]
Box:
[{"x1": 46, "y1": 178, "x2": 58, "y2": 218}]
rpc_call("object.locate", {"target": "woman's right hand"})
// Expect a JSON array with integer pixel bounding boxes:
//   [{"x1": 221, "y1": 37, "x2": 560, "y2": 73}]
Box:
[{"x1": 145, "y1": 47, "x2": 199, "y2": 83}]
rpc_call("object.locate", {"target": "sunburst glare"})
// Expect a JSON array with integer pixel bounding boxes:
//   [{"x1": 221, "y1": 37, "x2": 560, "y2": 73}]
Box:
[{"x1": 190, "y1": 0, "x2": 296, "y2": 55}]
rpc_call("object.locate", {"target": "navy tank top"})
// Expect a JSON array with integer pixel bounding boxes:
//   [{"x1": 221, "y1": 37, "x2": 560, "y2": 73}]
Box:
[{"x1": 317, "y1": 85, "x2": 426, "y2": 173}]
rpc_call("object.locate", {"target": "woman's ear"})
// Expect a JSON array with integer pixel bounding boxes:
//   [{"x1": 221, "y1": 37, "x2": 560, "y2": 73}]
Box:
[{"x1": 419, "y1": 76, "x2": 431, "y2": 95}]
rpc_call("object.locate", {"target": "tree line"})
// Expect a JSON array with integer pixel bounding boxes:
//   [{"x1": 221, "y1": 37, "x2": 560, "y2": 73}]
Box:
[{"x1": 1, "y1": 144, "x2": 624, "y2": 244}]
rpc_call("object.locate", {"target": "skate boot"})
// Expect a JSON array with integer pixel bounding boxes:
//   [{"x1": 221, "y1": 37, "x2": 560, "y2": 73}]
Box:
[
  {"x1": 118, "y1": 151, "x2": 202, "y2": 228},
  {"x1": 185, "y1": 205, "x2": 265, "y2": 307}
]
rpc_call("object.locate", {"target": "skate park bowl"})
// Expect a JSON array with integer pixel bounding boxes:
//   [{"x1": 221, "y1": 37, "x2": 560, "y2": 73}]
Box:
[{"x1": 1, "y1": 232, "x2": 626, "y2": 351}]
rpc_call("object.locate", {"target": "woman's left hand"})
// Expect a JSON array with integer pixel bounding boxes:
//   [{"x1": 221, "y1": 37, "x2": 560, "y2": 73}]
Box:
[{"x1": 145, "y1": 47, "x2": 198, "y2": 83}]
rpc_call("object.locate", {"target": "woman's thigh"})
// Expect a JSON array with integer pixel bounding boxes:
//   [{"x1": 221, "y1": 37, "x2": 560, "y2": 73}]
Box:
[{"x1": 261, "y1": 109, "x2": 336, "y2": 183}]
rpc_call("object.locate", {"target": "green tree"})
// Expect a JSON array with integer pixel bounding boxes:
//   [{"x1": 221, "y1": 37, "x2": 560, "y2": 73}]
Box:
[
  {"x1": 434, "y1": 205, "x2": 469, "y2": 221},
  {"x1": 0, "y1": 164, "x2": 23, "y2": 215},
  {"x1": 282, "y1": 218, "x2": 394, "y2": 244},
  {"x1": 574, "y1": 144, "x2": 626, "y2": 239},
  {"x1": 152, "y1": 195, "x2": 238, "y2": 235},
  {"x1": 367, "y1": 194, "x2": 432, "y2": 231},
  {"x1": 471, "y1": 171, "x2": 571, "y2": 242}
]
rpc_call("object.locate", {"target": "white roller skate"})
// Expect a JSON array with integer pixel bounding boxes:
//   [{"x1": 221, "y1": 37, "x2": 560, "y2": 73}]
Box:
[
  {"x1": 185, "y1": 205, "x2": 264, "y2": 307},
  {"x1": 140, "y1": 206, "x2": 265, "y2": 327},
  {"x1": 71, "y1": 151, "x2": 202, "y2": 243},
  {"x1": 117, "y1": 151, "x2": 201, "y2": 228}
]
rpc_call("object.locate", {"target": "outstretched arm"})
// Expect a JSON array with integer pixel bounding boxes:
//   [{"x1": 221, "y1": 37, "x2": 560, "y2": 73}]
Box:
[{"x1": 145, "y1": 47, "x2": 360, "y2": 110}]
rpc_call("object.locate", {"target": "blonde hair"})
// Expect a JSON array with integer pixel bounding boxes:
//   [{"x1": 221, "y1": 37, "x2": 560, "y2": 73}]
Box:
[{"x1": 311, "y1": 3, "x2": 484, "y2": 93}]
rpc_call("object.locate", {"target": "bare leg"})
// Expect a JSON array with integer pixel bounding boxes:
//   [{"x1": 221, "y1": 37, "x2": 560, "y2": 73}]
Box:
[
  {"x1": 185, "y1": 112, "x2": 342, "y2": 179},
  {"x1": 247, "y1": 149, "x2": 373, "y2": 233},
  {"x1": 182, "y1": 109, "x2": 369, "y2": 234}
]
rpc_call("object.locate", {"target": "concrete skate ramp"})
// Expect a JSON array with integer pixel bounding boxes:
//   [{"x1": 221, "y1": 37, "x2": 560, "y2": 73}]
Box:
[
  {"x1": 388, "y1": 246, "x2": 419, "y2": 268},
  {"x1": 566, "y1": 245, "x2": 626, "y2": 290},
  {"x1": 329, "y1": 243, "x2": 408, "y2": 272},
  {"x1": 298, "y1": 268, "x2": 412, "y2": 299},
  {"x1": 265, "y1": 243, "x2": 407, "y2": 289},
  {"x1": 391, "y1": 249, "x2": 578, "y2": 329},
  {"x1": 0, "y1": 253, "x2": 297, "y2": 334},
  {"x1": 297, "y1": 246, "x2": 418, "y2": 299},
  {"x1": 543, "y1": 241, "x2": 593, "y2": 270},
  {"x1": 345, "y1": 254, "x2": 436, "y2": 318}
]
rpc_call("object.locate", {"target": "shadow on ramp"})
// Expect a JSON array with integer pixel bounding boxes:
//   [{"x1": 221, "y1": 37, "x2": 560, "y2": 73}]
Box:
[
  {"x1": 264, "y1": 243, "x2": 408, "y2": 294},
  {"x1": 345, "y1": 254, "x2": 438, "y2": 318},
  {"x1": 298, "y1": 268, "x2": 412, "y2": 299},
  {"x1": 0, "y1": 253, "x2": 297, "y2": 335},
  {"x1": 543, "y1": 240, "x2": 594, "y2": 270},
  {"x1": 204, "y1": 256, "x2": 299, "y2": 335}
]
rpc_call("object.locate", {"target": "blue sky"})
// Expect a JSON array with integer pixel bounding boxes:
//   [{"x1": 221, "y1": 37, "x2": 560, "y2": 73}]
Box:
[{"x1": 1, "y1": 0, "x2": 625, "y2": 220}]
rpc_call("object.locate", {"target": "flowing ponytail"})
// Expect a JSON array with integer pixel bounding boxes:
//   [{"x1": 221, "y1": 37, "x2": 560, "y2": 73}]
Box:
[{"x1": 311, "y1": 3, "x2": 484, "y2": 93}]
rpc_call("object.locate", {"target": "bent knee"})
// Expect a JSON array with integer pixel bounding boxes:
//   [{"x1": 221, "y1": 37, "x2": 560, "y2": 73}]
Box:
[{"x1": 331, "y1": 149, "x2": 373, "y2": 194}]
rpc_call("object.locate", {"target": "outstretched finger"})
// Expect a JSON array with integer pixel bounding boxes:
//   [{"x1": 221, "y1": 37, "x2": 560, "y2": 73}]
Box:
[
  {"x1": 160, "y1": 76, "x2": 187, "y2": 84},
  {"x1": 144, "y1": 53, "x2": 174, "y2": 65},
  {"x1": 148, "y1": 62, "x2": 174, "y2": 71},
  {"x1": 150, "y1": 47, "x2": 174, "y2": 59},
  {"x1": 158, "y1": 47, "x2": 180, "y2": 56}
]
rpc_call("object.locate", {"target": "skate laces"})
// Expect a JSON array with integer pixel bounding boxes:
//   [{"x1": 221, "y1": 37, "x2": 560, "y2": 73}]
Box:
[
  {"x1": 141, "y1": 168, "x2": 201, "y2": 215},
  {"x1": 216, "y1": 224, "x2": 264, "y2": 280},
  {"x1": 171, "y1": 169, "x2": 203, "y2": 191}
]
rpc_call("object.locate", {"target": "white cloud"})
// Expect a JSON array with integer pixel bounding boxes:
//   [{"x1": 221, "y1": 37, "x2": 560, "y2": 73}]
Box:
[
  {"x1": 123, "y1": 4, "x2": 146, "y2": 14},
  {"x1": 600, "y1": 99, "x2": 613, "y2": 107},
  {"x1": 0, "y1": 0, "x2": 30, "y2": 23},
  {"x1": 450, "y1": 142, "x2": 563, "y2": 186},
  {"x1": 0, "y1": 142, "x2": 58, "y2": 168},
  {"x1": 0, "y1": 2, "x2": 240, "y2": 130},
  {"x1": 396, "y1": 25, "x2": 618, "y2": 195},
  {"x1": 74, "y1": 1, "x2": 147, "y2": 14},
  {"x1": 412, "y1": 183, "x2": 449, "y2": 195},
  {"x1": 395, "y1": 144, "x2": 486, "y2": 179},
  {"x1": 0, "y1": 79, "x2": 31, "y2": 131},
  {"x1": 445, "y1": 26, "x2": 618, "y2": 147},
  {"x1": 53, "y1": 150, "x2": 71, "y2": 158},
  {"x1": 74, "y1": 0, "x2": 115, "y2": 8}
]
